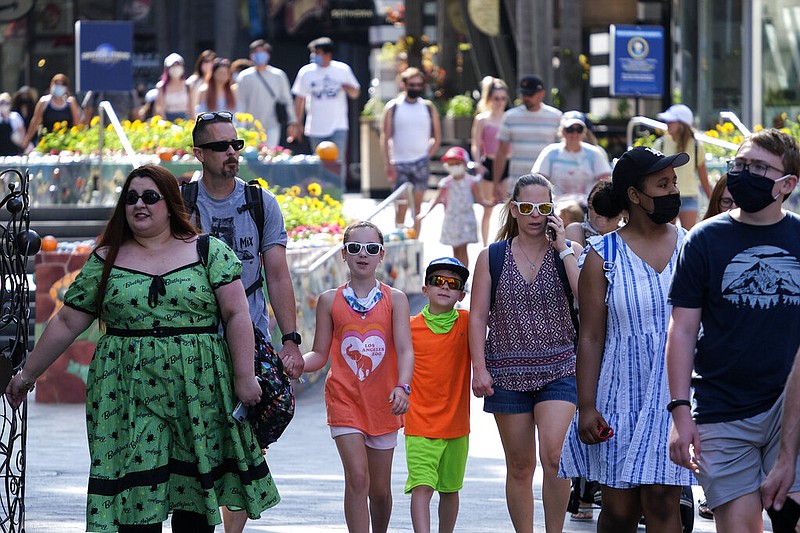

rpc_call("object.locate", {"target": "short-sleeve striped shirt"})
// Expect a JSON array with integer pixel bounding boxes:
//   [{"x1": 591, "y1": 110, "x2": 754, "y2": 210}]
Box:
[{"x1": 498, "y1": 104, "x2": 562, "y2": 179}]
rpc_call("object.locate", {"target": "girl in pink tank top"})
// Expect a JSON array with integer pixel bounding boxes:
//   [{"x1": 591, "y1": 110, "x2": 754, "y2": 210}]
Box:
[{"x1": 303, "y1": 220, "x2": 414, "y2": 533}]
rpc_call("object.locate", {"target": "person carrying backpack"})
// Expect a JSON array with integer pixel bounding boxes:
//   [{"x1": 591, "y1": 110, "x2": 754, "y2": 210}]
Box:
[
  {"x1": 188, "y1": 110, "x2": 304, "y2": 533},
  {"x1": 469, "y1": 173, "x2": 581, "y2": 533}
]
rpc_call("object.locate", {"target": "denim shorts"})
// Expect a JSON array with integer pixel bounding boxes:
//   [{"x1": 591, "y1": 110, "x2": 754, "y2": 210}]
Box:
[{"x1": 483, "y1": 375, "x2": 577, "y2": 414}]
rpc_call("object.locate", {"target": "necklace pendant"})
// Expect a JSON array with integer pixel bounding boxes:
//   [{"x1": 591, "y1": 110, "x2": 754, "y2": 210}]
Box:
[
  {"x1": 361, "y1": 313, "x2": 366, "y2": 320},
  {"x1": 530, "y1": 263, "x2": 536, "y2": 270}
]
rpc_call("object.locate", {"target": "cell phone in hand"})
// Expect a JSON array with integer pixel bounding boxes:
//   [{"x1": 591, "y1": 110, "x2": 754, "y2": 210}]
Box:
[
  {"x1": 767, "y1": 497, "x2": 800, "y2": 533},
  {"x1": 546, "y1": 216, "x2": 556, "y2": 241},
  {"x1": 232, "y1": 402, "x2": 248, "y2": 423}
]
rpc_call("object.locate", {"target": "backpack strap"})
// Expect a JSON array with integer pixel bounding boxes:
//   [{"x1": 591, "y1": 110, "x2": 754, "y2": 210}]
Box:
[
  {"x1": 488, "y1": 240, "x2": 508, "y2": 309},
  {"x1": 180, "y1": 181, "x2": 202, "y2": 230},
  {"x1": 553, "y1": 239, "x2": 580, "y2": 339},
  {"x1": 197, "y1": 233, "x2": 210, "y2": 266},
  {"x1": 240, "y1": 181, "x2": 266, "y2": 296}
]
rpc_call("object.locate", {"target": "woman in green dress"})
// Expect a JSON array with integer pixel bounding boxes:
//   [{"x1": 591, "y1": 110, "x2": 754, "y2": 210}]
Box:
[{"x1": 6, "y1": 164, "x2": 279, "y2": 532}]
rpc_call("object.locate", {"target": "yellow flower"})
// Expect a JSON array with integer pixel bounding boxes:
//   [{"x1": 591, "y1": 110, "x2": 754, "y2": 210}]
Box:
[
  {"x1": 290, "y1": 185, "x2": 301, "y2": 197},
  {"x1": 723, "y1": 122, "x2": 735, "y2": 133},
  {"x1": 90, "y1": 116, "x2": 100, "y2": 127},
  {"x1": 307, "y1": 182, "x2": 322, "y2": 196},
  {"x1": 705, "y1": 130, "x2": 719, "y2": 138},
  {"x1": 754, "y1": 124, "x2": 764, "y2": 132},
  {"x1": 255, "y1": 178, "x2": 269, "y2": 189}
]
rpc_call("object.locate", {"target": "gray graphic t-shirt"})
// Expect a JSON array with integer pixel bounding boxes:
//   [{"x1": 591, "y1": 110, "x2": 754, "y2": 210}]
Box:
[
  {"x1": 194, "y1": 177, "x2": 288, "y2": 339},
  {"x1": 670, "y1": 211, "x2": 800, "y2": 423}
]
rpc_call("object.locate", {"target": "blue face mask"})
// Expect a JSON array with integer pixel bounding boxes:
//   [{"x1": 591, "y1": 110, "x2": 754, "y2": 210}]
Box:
[
  {"x1": 310, "y1": 53, "x2": 324, "y2": 66},
  {"x1": 51, "y1": 85, "x2": 67, "y2": 97},
  {"x1": 253, "y1": 51, "x2": 269, "y2": 66}
]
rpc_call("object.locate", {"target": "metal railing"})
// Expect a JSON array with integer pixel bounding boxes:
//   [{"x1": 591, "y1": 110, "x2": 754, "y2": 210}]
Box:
[
  {"x1": 97, "y1": 100, "x2": 140, "y2": 170},
  {"x1": 301, "y1": 182, "x2": 416, "y2": 274},
  {"x1": 626, "y1": 116, "x2": 740, "y2": 153}
]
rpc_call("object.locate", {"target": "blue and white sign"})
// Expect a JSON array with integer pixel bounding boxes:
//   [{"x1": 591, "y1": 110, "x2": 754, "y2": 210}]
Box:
[
  {"x1": 610, "y1": 24, "x2": 664, "y2": 98},
  {"x1": 75, "y1": 21, "x2": 133, "y2": 92}
]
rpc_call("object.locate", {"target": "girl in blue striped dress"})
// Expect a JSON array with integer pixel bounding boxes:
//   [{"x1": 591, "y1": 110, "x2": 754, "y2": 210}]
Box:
[{"x1": 559, "y1": 146, "x2": 695, "y2": 532}]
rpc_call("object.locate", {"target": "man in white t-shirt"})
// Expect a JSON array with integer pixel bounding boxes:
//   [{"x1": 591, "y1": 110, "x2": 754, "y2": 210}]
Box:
[
  {"x1": 380, "y1": 67, "x2": 441, "y2": 233},
  {"x1": 292, "y1": 37, "x2": 360, "y2": 178},
  {"x1": 492, "y1": 75, "x2": 562, "y2": 201},
  {"x1": 237, "y1": 39, "x2": 299, "y2": 147}
]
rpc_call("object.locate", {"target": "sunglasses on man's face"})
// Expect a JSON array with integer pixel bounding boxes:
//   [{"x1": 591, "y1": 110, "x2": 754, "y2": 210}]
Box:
[
  {"x1": 511, "y1": 201, "x2": 554, "y2": 216},
  {"x1": 123, "y1": 190, "x2": 164, "y2": 205},
  {"x1": 196, "y1": 139, "x2": 245, "y2": 152},
  {"x1": 564, "y1": 125, "x2": 584, "y2": 134},
  {"x1": 345, "y1": 242, "x2": 383, "y2": 255},
  {"x1": 195, "y1": 111, "x2": 234, "y2": 125},
  {"x1": 427, "y1": 275, "x2": 464, "y2": 291}
]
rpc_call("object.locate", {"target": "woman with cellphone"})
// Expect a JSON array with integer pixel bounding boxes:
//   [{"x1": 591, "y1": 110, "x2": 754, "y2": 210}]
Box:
[
  {"x1": 559, "y1": 147, "x2": 695, "y2": 532},
  {"x1": 469, "y1": 173, "x2": 582, "y2": 533}
]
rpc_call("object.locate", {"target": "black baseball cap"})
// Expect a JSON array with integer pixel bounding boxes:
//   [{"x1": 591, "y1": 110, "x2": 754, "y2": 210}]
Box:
[
  {"x1": 426, "y1": 257, "x2": 469, "y2": 283},
  {"x1": 519, "y1": 75, "x2": 545, "y2": 96},
  {"x1": 612, "y1": 146, "x2": 689, "y2": 191}
]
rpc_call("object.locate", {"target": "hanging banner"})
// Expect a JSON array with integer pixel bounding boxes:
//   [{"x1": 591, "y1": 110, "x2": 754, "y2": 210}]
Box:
[
  {"x1": 75, "y1": 21, "x2": 133, "y2": 92},
  {"x1": 609, "y1": 24, "x2": 664, "y2": 98}
]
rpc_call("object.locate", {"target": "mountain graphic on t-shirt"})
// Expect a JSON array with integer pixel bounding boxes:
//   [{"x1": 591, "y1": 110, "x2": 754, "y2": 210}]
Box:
[{"x1": 723, "y1": 260, "x2": 800, "y2": 308}]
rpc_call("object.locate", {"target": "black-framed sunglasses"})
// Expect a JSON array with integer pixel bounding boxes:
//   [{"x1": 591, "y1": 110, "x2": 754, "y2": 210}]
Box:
[
  {"x1": 195, "y1": 139, "x2": 245, "y2": 152},
  {"x1": 345, "y1": 242, "x2": 383, "y2": 255},
  {"x1": 123, "y1": 190, "x2": 164, "y2": 205},
  {"x1": 426, "y1": 275, "x2": 464, "y2": 291},
  {"x1": 511, "y1": 201, "x2": 554, "y2": 216},
  {"x1": 195, "y1": 111, "x2": 234, "y2": 125},
  {"x1": 564, "y1": 125, "x2": 584, "y2": 134}
]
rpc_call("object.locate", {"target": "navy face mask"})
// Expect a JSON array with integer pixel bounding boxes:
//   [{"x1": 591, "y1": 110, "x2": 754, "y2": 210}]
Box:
[
  {"x1": 637, "y1": 191, "x2": 681, "y2": 224},
  {"x1": 727, "y1": 169, "x2": 789, "y2": 213}
]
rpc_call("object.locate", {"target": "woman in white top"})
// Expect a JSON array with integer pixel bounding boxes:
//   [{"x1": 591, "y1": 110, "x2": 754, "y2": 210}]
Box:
[
  {"x1": 155, "y1": 53, "x2": 191, "y2": 122},
  {"x1": 470, "y1": 76, "x2": 509, "y2": 245},
  {"x1": 532, "y1": 112, "x2": 611, "y2": 202}
]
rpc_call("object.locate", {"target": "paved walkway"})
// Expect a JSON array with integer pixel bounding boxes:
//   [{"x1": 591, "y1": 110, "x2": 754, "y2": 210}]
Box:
[{"x1": 21, "y1": 196, "x2": 766, "y2": 531}]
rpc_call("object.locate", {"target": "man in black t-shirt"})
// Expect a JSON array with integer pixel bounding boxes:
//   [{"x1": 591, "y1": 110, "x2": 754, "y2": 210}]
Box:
[{"x1": 667, "y1": 128, "x2": 800, "y2": 532}]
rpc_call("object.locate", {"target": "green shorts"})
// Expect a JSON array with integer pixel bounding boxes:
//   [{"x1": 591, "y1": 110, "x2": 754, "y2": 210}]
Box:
[{"x1": 404, "y1": 435, "x2": 469, "y2": 494}]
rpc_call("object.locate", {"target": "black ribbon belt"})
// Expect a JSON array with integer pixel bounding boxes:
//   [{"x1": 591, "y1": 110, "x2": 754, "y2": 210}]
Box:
[{"x1": 106, "y1": 325, "x2": 218, "y2": 337}]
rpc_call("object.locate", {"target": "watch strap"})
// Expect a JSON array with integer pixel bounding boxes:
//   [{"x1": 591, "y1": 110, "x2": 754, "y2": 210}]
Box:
[
  {"x1": 281, "y1": 331, "x2": 301, "y2": 344},
  {"x1": 666, "y1": 399, "x2": 691, "y2": 412}
]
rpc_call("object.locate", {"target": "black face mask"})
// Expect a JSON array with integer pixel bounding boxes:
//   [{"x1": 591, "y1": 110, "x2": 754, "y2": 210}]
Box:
[
  {"x1": 727, "y1": 169, "x2": 789, "y2": 213},
  {"x1": 637, "y1": 191, "x2": 681, "y2": 224},
  {"x1": 406, "y1": 89, "x2": 422, "y2": 99}
]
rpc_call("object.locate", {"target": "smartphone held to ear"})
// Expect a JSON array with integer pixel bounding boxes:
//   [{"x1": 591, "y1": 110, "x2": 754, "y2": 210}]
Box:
[{"x1": 232, "y1": 402, "x2": 249, "y2": 422}]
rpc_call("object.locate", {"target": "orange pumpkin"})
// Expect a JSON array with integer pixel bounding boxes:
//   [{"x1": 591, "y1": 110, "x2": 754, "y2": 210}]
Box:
[
  {"x1": 315, "y1": 141, "x2": 339, "y2": 161},
  {"x1": 41, "y1": 235, "x2": 58, "y2": 252}
]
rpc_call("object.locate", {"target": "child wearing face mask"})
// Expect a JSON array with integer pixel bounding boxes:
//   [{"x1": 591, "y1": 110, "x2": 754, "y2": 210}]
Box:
[
  {"x1": 155, "y1": 53, "x2": 191, "y2": 122},
  {"x1": 417, "y1": 147, "x2": 489, "y2": 269}
]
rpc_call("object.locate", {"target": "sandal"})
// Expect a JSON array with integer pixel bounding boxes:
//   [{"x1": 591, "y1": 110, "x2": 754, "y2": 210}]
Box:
[
  {"x1": 698, "y1": 498, "x2": 714, "y2": 520},
  {"x1": 570, "y1": 504, "x2": 594, "y2": 521}
]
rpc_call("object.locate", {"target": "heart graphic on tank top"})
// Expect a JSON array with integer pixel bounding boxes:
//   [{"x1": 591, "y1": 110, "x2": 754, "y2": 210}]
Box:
[{"x1": 341, "y1": 331, "x2": 386, "y2": 381}]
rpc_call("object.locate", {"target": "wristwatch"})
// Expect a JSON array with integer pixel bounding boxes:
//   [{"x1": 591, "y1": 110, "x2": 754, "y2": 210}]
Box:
[
  {"x1": 666, "y1": 399, "x2": 691, "y2": 412},
  {"x1": 281, "y1": 331, "x2": 302, "y2": 345},
  {"x1": 396, "y1": 383, "x2": 411, "y2": 395}
]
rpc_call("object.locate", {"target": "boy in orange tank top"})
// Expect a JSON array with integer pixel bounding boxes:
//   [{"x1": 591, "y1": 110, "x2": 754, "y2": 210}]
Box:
[
  {"x1": 303, "y1": 220, "x2": 414, "y2": 533},
  {"x1": 406, "y1": 257, "x2": 472, "y2": 533}
]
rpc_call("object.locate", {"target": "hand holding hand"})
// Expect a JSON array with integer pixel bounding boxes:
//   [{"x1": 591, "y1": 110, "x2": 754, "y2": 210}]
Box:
[{"x1": 388, "y1": 387, "x2": 409, "y2": 415}]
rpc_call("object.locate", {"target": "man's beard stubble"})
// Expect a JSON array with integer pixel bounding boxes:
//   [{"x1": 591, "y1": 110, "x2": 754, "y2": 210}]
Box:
[{"x1": 221, "y1": 157, "x2": 238, "y2": 180}]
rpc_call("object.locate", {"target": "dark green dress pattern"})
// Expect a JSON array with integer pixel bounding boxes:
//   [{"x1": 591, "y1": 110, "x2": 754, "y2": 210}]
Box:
[{"x1": 63, "y1": 236, "x2": 279, "y2": 531}]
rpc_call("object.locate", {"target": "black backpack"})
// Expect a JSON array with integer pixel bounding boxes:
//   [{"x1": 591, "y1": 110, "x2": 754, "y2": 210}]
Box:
[{"x1": 182, "y1": 179, "x2": 265, "y2": 296}]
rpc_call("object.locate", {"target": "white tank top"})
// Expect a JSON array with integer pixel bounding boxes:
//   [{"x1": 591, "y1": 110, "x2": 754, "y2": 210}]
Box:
[
  {"x1": 164, "y1": 87, "x2": 189, "y2": 113},
  {"x1": 391, "y1": 99, "x2": 432, "y2": 163}
]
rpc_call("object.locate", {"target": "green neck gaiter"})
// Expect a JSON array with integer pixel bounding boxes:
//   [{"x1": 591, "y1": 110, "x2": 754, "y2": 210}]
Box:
[{"x1": 420, "y1": 304, "x2": 458, "y2": 334}]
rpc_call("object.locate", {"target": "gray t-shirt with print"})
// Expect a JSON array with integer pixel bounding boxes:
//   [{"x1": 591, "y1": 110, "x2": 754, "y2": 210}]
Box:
[{"x1": 193, "y1": 177, "x2": 288, "y2": 339}]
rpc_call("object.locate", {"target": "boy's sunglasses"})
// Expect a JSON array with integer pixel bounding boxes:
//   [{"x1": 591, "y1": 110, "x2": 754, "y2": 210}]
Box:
[
  {"x1": 195, "y1": 139, "x2": 244, "y2": 152},
  {"x1": 427, "y1": 275, "x2": 464, "y2": 291},
  {"x1": 123, "y1": 190, "x2": 164, "y2": 205},
  {"x1": 511, "y1": 201, "x2": 554, "y2": 216},
  {"x1": 195, "y1": 110, "x2": 233, "y2": 124},
  {"x1": 345, "y1": 242, "x2": 383, "y2": 255}
]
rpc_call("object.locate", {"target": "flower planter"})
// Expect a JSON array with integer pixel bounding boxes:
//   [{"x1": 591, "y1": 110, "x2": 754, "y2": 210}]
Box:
[{"x1": 442, "y1": 116, "x2": 473, "y2": 142}]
